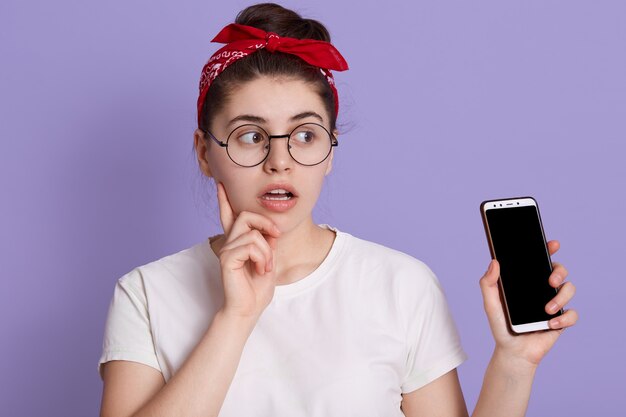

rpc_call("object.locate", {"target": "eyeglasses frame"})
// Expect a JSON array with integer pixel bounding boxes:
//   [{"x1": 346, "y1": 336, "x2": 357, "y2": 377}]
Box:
[{"x1": 201, "y1": 122, "x2": 338, "y2": 168}]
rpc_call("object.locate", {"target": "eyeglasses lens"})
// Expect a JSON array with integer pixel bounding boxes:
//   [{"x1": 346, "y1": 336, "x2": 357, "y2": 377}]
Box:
[{"x1": 226, "y1": 123, "x2": 333, "y2": 167}]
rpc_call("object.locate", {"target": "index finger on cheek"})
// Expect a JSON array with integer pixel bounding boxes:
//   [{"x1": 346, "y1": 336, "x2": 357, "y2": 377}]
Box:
[
  {"x1": 217, "y1": 182, "x2": 235, "y2": 234},
  {"x1": 241, "y1": 212, "x2": 281, "y2": 238}
]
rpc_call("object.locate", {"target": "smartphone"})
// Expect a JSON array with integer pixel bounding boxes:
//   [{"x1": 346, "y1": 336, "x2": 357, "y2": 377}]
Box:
[{"x1": 480, "y1": 196, "x2": 562, "y2": 333}]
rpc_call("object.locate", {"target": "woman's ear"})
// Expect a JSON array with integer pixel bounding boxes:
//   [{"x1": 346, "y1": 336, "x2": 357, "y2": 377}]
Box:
[
  {"x1": 325, "y1": 131, "x2": 338, "y2": 176},
  {"x1": 194, "y1": 129, "x2": 213, "y2": 178}
]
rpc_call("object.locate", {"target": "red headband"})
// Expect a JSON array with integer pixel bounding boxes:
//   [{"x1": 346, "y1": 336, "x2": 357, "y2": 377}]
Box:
[{"x1": 197, "y1": 23, "x2": 349, "y2": 126}]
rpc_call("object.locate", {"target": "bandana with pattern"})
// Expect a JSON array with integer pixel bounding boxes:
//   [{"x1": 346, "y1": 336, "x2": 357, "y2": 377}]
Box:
[{"x1": 197, "y1": 23, "x2": 349, "y2": 126}]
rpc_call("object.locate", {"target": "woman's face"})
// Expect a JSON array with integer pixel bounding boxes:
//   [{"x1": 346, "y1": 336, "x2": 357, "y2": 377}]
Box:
[{"x1": 195, "y1": 76, "x2": 335, "y2": 234}]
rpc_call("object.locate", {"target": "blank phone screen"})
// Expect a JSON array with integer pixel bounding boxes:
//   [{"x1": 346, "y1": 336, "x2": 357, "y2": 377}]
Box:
[{"x1": 486, "y1": 205, "x2": 559, "y2": 325}]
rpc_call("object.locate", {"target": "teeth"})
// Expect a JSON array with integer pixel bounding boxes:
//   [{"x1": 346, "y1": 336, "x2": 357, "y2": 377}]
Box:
[
  {"x1": 263, "y1": 195, "x2": 291, "y2": 201},
  {"x1": 262, "y1": 188, "x2": 294, "y2": 200}
]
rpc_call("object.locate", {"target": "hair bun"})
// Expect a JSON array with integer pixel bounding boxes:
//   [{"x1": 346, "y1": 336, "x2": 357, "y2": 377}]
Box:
[
  {"x1": 235, "y1": 3, "x2": 331, "y2": 42},
  {"x1": 200, "y1": 3, "x2": 340, "y2": 133}
]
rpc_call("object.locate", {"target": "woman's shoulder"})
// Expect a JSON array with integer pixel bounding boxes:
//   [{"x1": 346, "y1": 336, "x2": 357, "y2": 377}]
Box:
[
  {"x1": 332, "y1": 226, "x2": 439, "y2": 285},
  {"x1": 116, "y1": 239, "x2": 216, "y2": 291},
  {"x1": 331, "y1": 227, "x2": 450, "y2": 321},
  {"x1": 338, "y1": 228, "x2": 431, "y2": 266}
]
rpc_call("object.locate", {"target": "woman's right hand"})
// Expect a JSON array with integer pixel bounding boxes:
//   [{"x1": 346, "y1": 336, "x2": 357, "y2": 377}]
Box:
[{"x1": 215, "y1": 182, "x2": 281, "y2": 320}]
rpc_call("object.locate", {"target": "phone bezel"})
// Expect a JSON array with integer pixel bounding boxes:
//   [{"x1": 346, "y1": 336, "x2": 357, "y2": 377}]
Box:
[{"x1": 480, "y1": 196, "x2": 558, "y2": 334}]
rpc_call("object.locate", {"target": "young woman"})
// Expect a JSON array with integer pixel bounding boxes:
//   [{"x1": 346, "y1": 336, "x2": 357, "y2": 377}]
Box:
[{"x1": 99, "y1": 3, "x2": 578, "y2": 416}]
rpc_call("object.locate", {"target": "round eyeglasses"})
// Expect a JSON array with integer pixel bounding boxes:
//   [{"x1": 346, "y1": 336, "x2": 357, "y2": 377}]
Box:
[{"x1": 202, "y1": 123, "x2": 338, "y2": 167}]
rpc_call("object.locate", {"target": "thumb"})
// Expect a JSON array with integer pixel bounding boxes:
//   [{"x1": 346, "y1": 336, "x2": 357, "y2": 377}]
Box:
[{"x1": 479, "y1": 259, "x2": 502, "y2": 317}]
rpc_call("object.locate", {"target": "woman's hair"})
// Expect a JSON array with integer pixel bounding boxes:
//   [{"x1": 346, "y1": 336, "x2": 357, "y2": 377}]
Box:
[{"x1": 198, "y1": 3, "x2": 337, "y2": 132}]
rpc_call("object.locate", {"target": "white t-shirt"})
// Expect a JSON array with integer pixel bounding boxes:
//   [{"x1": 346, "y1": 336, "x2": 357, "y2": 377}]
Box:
[{"x1": 99, "y1": 226, "x2": 466, "y2": 416}]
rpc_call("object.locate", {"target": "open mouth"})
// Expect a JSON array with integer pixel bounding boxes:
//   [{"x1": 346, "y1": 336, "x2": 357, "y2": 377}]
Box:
[{"x1": 261, "y1": 189, "x2": 294, "y2": 201}]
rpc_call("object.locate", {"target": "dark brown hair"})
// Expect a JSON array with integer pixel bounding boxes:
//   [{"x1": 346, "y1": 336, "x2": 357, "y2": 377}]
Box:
[{"x1": 199, "y1": 3, "x2": 337, "y2": 132}]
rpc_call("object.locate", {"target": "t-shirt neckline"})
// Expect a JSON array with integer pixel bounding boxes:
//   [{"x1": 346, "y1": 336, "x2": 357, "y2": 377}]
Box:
[{"x1": 203, "y1": 224, "x2": 347, "y2": 299}]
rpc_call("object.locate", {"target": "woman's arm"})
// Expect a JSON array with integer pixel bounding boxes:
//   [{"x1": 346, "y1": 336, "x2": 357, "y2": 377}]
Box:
[
  {"x1": 401, "y1": 369, "x2": 469, "y2": 417},
  {"x1": 470, "y1": 348, "x2": 537, "y2": 417},
  {"x1": 400, "y1": 356, "x2": 533, "y2": 417},
  {"x1": 101, "y1": 183, "x2": 281, "y2": 417},
  {"x1": 470, "y1": 244, "x2": 577, "y2": 417},
  {"x1": 402, "y1": 240, "x2": 578, "y2": 417},
  {"x1": 100, "y1": 362, "x2": 164, "y2": 416},
  {"x1": 101, "y1": 311, "x2": 257, "y2": 417}
]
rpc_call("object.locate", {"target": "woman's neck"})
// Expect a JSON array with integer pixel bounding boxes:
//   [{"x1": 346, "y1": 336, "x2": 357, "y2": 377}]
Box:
[
  {"x1": 273, "y1": 220, "x2": 335, "y2": 285},
  {"x1": 210, "y1": 219, "x2": 336, "y2": 286}
]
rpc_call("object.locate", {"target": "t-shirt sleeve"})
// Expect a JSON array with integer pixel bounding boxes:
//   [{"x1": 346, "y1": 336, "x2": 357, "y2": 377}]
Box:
[
  {"x1": 400, "y1": 262, "x2": 467, "y2": 394},
  {"x1": 97, "y1": 269, "x2": 161, "y2": 379}
]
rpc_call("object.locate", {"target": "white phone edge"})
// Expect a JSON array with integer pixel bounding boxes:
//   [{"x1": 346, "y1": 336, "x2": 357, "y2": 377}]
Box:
[
  {"x1": 481, "y1": 196, "x2": 538, "y2": 213},
  {"x1": 511, "y1": 321, "x2": 550, "y2": 334}
]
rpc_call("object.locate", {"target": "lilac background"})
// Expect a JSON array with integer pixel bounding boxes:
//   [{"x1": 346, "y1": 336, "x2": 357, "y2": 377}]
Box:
[{"x1": 1, "y1": 0, "x2": 624, "y2": 415}]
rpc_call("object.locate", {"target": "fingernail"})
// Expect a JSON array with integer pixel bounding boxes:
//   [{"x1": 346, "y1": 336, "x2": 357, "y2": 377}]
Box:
[
  {"x1": 552, "y1": 273, "x2": 563, "y2": 286},
  {"x1": 268, "y1": 258, "x2": 274, "y2": 271},
  {"x1": 548, "y1": 302, "x2": 559, "y2": 313},
  {"x1": 486, "y1": 260, "x2": 494, "y2": 274},
  {"x1": 550, "y1": 318, "x2": 560, "y2": 328}
]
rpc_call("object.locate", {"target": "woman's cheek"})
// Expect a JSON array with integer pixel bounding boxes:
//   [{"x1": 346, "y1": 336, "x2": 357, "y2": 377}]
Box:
[
  {"x1": 309, "y1": 168, "x2": 328, "y2": 196},
  {"x1": 225, "y1": 180, "x2": 254, "y2": 214}
]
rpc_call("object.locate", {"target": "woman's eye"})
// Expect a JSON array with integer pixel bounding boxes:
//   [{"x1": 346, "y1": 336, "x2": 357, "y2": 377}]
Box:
[
  {"x1": 238, "y1": 131, "x2": 264, "y2": 144},
  {"x1": 293, "y1": 131, "x2": 315, "y2": 143}
]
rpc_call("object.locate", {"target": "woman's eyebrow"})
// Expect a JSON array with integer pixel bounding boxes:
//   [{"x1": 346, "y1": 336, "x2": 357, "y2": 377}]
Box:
[
  {"x1": 227, "y1": 114, "x2": 267, "y2": 127},
  {"x1": 290, "y1": 111, "x2": 324, "y2": 123},
  {"x1": 227, "y1": 111, "x2": 324, "y2": 127},
  {"x1": 289, "y1": 111, "x2": 324, "y2": 123}
]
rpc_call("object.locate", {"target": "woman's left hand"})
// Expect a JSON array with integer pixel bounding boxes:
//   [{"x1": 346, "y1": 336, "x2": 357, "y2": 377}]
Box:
[{"x1": 479, "y1": 240, "x2": 579, "y2": 367}]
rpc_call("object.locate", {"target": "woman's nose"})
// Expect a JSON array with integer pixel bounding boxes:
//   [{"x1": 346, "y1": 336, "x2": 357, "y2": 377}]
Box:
[{"x1": 263, "y1": 136, "x2": 294, "y2": 172}]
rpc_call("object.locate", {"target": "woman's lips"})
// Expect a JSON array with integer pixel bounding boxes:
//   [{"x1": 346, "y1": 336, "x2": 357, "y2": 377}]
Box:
[
  {"x1": 262, "y1": 189, "x2": 293, "y2": 200},
  {"x1": 258, "y1": 194, "x2": 297, "y2": 212},
  {"x1": 258, "y1": 186, "x2": 298, "y2": 212},
  {"x1": 258, "y1": 183, "x2": 298, "y2": 197}
]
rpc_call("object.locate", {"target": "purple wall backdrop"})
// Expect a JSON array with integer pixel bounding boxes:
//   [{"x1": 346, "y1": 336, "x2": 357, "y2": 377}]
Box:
[{"x1": 1, "y1": 0, "x2": 624, "y2": 415}]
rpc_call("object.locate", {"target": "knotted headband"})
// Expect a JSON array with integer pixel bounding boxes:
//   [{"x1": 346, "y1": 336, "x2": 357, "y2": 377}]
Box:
[{"x1": 197, "y1": 23, "x2": 349, "y2": 126}]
